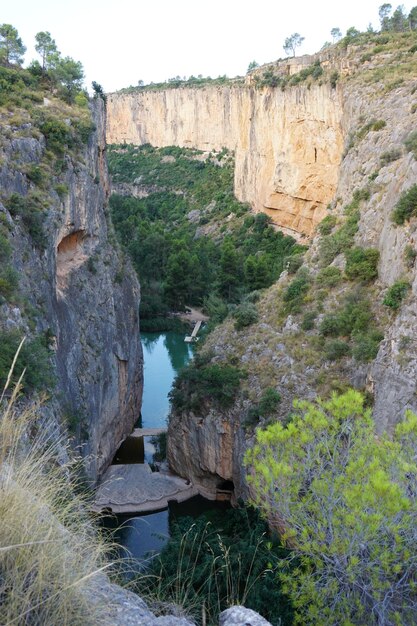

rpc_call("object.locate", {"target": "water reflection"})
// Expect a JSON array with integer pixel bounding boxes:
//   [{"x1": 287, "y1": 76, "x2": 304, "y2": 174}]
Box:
[
  {"x1": 105, "y1": 509, "x2": 170, "y2": 569},
  {"x1": 164, "y1": 331, "x2": 193, "y2": 372},
  {"x1": 141, "y1": 331, "x2": 193, "y2": 428},
  {"x1": 141, "y1": 333, "x2": 160, "y2": 352},
  {"x1": 104, "y1": 496, "x2": 230, "y2": 567}
]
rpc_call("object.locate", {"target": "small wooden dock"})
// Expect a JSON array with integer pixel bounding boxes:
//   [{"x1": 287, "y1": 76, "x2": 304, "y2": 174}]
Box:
[{"x1": 185, "y1": 320, "x2": 202, "y2": 343}]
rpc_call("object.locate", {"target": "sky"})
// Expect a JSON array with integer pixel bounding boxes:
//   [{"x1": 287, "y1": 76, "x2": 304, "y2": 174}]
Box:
[{"x1": 2, "y1": 1, "x2": 416, "y2": 93}]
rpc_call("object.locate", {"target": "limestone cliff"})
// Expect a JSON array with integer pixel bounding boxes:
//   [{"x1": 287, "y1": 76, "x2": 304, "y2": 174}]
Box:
[
  {"x1": 107, "y1": 85, "x2": 343, "y2": 238},
  {"x1": 0, "y1": 98, "x2": 143, "y2": 481},
  {"x1": 166, "y1": 35, "x2": 417, "y2": 498}
]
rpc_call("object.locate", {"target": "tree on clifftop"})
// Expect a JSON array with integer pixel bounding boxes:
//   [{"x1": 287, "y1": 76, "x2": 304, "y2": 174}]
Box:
[
  {"x1": 379, "y1": 3, "x2": 393, "y2": 30},
  {"x1": 283, "y1": 33, "x2": 304, "y2": 57},
  {"x1": 330, "y1": 27, "x2": 342, "y2": 42},
  {"x1": 0, "y1": 24, "x2": 26, "y2": 66},
  {"x1": 35, "y1": 31, "x2": 57, "y2": 71}
]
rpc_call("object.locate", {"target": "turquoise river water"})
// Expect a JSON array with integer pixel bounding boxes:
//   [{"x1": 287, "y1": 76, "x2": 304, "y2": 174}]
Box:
[{"x1": 104, "y1": 331, "x2": 229, "y2": 563}]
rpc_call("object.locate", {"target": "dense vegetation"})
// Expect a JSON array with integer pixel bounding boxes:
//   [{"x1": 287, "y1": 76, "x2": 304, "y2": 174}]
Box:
[
  {"x1": 134, "y1": 506, "x2": 293, "y2": 626},
  {"x1": 108, "y1": 144, "x2": 301, "y2": 330},
  {"x1": 246, "y1": 390, "x2": 417, "y2": 625},
  {"x1": 169, "y1": 352, "x2": 243, "y2": 413}
]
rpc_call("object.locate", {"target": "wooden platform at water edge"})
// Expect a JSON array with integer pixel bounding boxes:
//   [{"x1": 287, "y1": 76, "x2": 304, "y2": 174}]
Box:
[{"x1": 185, "y1": 319, "x2": 202, "y2": 343}]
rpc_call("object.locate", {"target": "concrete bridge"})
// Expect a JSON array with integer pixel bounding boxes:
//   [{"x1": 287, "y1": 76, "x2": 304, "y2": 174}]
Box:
[{"x1": 130, "y1": 427, "x2": 167, "y2": 438}]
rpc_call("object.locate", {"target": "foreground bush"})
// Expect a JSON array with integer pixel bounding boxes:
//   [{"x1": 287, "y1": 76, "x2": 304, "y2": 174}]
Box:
[{"x1": 246, "y1": 390, "x2": 417, "y2": 625}]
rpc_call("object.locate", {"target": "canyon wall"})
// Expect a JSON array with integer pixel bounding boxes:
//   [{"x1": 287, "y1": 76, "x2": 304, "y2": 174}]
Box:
[
  {"x1": 167, "y1": 71, "x2": 417, "y2": 499},
  {"x1": 107, "y1": 85, "x2": 344, "y2": 237},
  {"x1": 0, "y1": 99, "x2": 143, "y2": 481}
]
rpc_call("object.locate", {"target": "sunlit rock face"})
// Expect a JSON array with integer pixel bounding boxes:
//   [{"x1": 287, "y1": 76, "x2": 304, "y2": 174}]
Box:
[{"x1": 107, "y1": 84, "x2": 344, "y2": 239}]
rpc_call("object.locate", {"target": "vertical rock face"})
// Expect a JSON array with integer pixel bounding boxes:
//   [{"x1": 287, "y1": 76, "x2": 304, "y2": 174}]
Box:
[
  {"x1": 0, "y1": 99, "x2": 143, "y2": 481},
  {"x1": 167, "y1": 72, "x2": 417, "y2": 497},
  {"x1": 106, "y1": 85, "x2": 344, "y2": 237}
]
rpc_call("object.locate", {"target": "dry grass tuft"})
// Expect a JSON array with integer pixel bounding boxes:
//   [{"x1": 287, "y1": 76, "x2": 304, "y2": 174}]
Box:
[{"x1": 0, "y1": 350, "x2": 110, "y2": 625}]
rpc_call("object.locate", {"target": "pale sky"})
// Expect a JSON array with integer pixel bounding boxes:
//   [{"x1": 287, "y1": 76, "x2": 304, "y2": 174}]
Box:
[{"x1": 2, "y1": 1, "x2": 415, "y2": 92}]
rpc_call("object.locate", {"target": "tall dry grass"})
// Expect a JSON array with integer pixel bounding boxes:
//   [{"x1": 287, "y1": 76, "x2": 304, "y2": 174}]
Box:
[{"x1": 0, "y1": 341, "x2": 110, "y2": 625}]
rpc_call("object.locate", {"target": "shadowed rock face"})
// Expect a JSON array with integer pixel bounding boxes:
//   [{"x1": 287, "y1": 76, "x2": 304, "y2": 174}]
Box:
[
  {"x1": 0, "y1": 99, "x2": 143, "y2": 482},
  {"x1": 106, "y1": 84, "x2": 344, "y2": 239},
  {"x1": 51, "y1": 100, "x2": 143, "y2": 480}
]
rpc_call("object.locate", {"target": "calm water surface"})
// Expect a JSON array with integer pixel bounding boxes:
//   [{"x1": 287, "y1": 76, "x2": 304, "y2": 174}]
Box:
[
  {"x1": 141, "y1": 331, "x2": 193, "y2": 428},
  {"x1": 105, "y1": 331, "x2": 230, "y2": 564}
]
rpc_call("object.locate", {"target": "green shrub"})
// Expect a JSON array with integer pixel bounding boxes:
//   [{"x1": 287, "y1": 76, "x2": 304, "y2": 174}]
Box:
[
  {"x1": 352, "y1": 330, "x2": 384, "y2": 361},
  {"x1": 318, "y1": 191, "x2": 366, "y2": 266},
  {"x1": 0, "y1": 267, "x2": 19, "y2": 300},
  {"x1": 345, "y1": 247, "x2": 379, "y2": 281},
  {"x1": 357, "y1": 119, "x2": 386, "y2": 140},
  {"x1": 169, "y1": 360, "x2": 243, "y2": 413},
  {"x1": 258, "y1": 388, "x2": 281, "y2": 415},
  {"x1": 404, "y1": 130, "x2": 417, "y2": 158},
  {"x1": 73, "y1": 118, "x2": 96, "y2": 144},
  {"x1": 383, "y1": 281, "x2": 411, "y2": 309},
  {"x1": 36, "y1": 117, "x2": 72, "y2": 155},
  {"x1": 245, "y1": 388, "x2": 282, "y2": 428},
  {"x1": 233, "y1": 302, "x2": 259, "y2": 330},
  {"x1": 380, "y1": 149, "x2": 402, "y2": 166},
  {"x1": 324, "y1": 339, "x2": 351, "y2": 360},
  {"x1": 26, "y1": 165, "x2": 47, "y2": 187},
  {"x1": 391, "y1": 185, "x2": 417, "y2": 224},
  {"x1": 5, "y1": 192, "x2": 46, "y2": 248},
  {"x1": 320, "y1": 314, "x2": 347, "y2": 337},
  {"x1": 330, "y1": 71, "x2": 339, "y2": 88},
  {"x1": 372, "y1": 119, "x2": 386, "y2": 131},
  {"x1": 283, "y1": 272, "x2": 310, "y2": 310},
  {"x1": 301, "y1": 310, "x2": 317, "y2": 330},
  {"x1": 54, "y1": 183, "x2": 68, "y2": 198},
  {"x1": 0, "y1": 233, "x2": 11, "y2": 262},
  {"x1": 317, "y1": 215, "x2": 337, "y2": 236},
  {"x1": 404, "y1": 245, "x2": 417, "y2": 267},
  {"x1": 320, "y1": 292, "x2": 373, "y2": 338},
  {"x1": 0, "y1": 331, "x2": 53, "y2": 391},
  {"x1": 316, "y1": 266, "x2": 342, "y2": 288},
  {"x1": 284, "y1": 253, "x2": 304, "y2": 274}
]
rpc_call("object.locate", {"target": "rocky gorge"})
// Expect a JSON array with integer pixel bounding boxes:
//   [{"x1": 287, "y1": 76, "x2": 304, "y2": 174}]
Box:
[
  {"x1": 3, "y1": 21, "x2": 417, "y2": 626},
  {"x1": 106, "y1": 32, "x2": 417, "y2": 502}
]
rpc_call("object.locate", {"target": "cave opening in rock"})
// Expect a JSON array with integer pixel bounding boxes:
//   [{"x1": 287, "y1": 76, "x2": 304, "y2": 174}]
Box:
[
  {"x1": 217, "y1": 480, "x2": 235, "y2": 492},
  {"x1": 56, "y1": 230, "x2": 87, "y2": 296}
]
